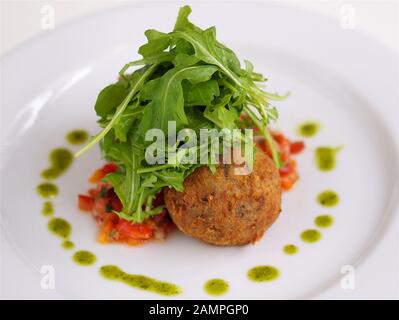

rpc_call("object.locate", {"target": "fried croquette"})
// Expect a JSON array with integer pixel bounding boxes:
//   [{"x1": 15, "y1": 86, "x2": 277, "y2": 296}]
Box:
[{"x1": 164, "y1": 150, "x2": 281, "y2": 246}]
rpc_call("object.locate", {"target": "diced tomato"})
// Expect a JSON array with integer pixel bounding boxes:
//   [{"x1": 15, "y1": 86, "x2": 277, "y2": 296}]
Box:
[
  {"x1": 94, "y1": 197, "x2": 110, "y2": 220},
  {"x1": 271, "y1": 132, "x2": 286, "y2": 145},
  {"x1": 98, "y1": 214, "x2": 115, "y2": 243},
  {"x1": 89, "y1": 169, "x2": 104, "y2": 184},
  {"x1": 97, "y1": 213, "x2": 154, "y2": 245},
  {"x1": 279, "y1": 162, "x2": 294, "y2": 176},
  {"x1": 89, "y1": 163, "x2": 118, "y2": 183},
  {"x1": 280, "y1": 152, "x2": 289, "y2": 163},
  {"x1": 88, "y1": 188, "x2": 98, "y2": 198},
  {"x1": 110, "y1": 197, "x2": 122, "y2": 212},
  {"x1": 78, "y1": 195, "x2": 94, "y2": 211},
  {"x1": 283, "y1": 171, "x2": 298, "y2": 188},
  {"x1": 115, "y1": 220, "x2": 153, "y2": 241},
  {"x1": 255, "y1": 131, "x2": 304, "y2": 191},
  {"x1": 290, "y1": 141, "x2": 305, "y2": 154},
  {"x1": 102, "y1": 163, "x2": 118, "y2": 175}
]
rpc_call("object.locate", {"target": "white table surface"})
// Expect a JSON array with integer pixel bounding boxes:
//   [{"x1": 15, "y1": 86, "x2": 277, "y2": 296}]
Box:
[{"x1": 0, "y1": 0, "x2": 398, "y2": 299}]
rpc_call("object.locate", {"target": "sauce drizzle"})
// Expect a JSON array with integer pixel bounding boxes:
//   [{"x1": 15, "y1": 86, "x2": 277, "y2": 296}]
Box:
[
  {"x1": 48, "y1": 217, "x2": 71, "y2": 239},
  {"x1": 297, "y1": 122, "x2": 320, "y2": 137},
  {"x1": 283, "y1": 244, "x2": 298, "y2": 255},
  {"x1": 42, "y1": 201, "x2": 54, "y2": 216},
  {"x1": 37, "y1": 183, "x2": 58, "y2": 199},
  {"x1": 41, "y1": 148, "x2": 73, "y2": 180},
  {"x1": 66, "y1": 129, "x2": 89, "y2": 145},
  {"x1": 317, "y1": 190, "x2": 339, "y2": 207},
  {"x1": 73, "y1": 250, "x2": 96, "y2": 266},
  {"x1": 315, "y1": 215, "x2": 334, "y2": 228},
  {"x1": 204, "y1": 279, "x2": 229, "y2": 296},
  {"x1": 300, "y1": 229, "x2": 322, "y2": 243},
  {"x1": 100, "y1": 265, "x2": 181, "y2": 296},
  {"x1": 315, "y1": 146, "x2": 342, "y2": 171},
  {"x1": 247, "y1": 266, "x2": 280, "y2": 282}
]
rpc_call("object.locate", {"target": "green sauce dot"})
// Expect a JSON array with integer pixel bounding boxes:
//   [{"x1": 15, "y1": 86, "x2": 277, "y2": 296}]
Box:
[
  {"x1": 100, "y1": 265, "x2": 123, "y2": 280},
  {"x1": 283, "y1": 244, "x2": 298, "y2": 255},
  {"x1": 315, "y1": 146, "x2": 341, "y2": 172},
  {"x1": 73, "y1": 250, "x2": 96, "y2": 266},
  {"x1": 301, "y1": 229, "x2": 322, "y2": 243},
  {"x1": 204, "y1": 279, "x2": 229, "y2": 296},
  {"x1": 42, "y1": 201, "x2": 54, "y2": 216},
  {"x1": 297, "y1": 122, "x2": 320, "y2": 137},
  {"x1": 37, "y1": 183, "x2": 58, "y2": 199},
  {"x1": 41, "y1": 148, "x2": 73, "y2": 180},
  {"x1": 62, "y1": 240, "x2": 74, "y2": 250},
  {"x1": 41, "y1": 167, "x2": 60, "y2": 180},
  {"x1": 66, "y1": 130, "x2": 89, "y2": 145},
  {"x1": 247, "y1": 266, "x2": 280, "y2": 282},
  {"x1": 317, "y1": 190, "x2": 339, "y2": 207},
  {"x1": 48, "y1": 218, "x2": 71, "y2": 239},
  {"x1": 100, "y1": 265, "x2": 181, "y2": 296},
  {"x1": 315, "y1": 215, "x2": 334, "y2": 228}
]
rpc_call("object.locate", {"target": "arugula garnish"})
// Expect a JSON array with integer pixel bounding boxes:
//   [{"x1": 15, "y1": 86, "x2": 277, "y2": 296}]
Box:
[{"x1": 76, "y1": 5, "x2": 287, "y2": 222}]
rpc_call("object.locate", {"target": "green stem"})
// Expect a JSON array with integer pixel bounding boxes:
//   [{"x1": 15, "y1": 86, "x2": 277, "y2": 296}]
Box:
[
  {"x1": 75, "y1": 64, "x2": 157, "y2": 158},
  {"x1": 244, "y1": 106, "x2": 282, "y2": 168}
]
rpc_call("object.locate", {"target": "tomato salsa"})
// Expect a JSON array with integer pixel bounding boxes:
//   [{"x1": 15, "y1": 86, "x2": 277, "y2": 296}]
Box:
[
  {"x1": 257, "y1": 131, "x2": 304, "y2": 191},
  {"x1": 78, "y1": 163, "x2": 174, "y2": 246}
]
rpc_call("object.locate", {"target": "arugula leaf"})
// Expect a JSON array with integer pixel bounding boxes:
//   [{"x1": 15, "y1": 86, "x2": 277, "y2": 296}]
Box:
[
  {"x1": 204, "y1": 105, "x2": 238, "y2": 130},
  {"x1": 113, "y1": 102, "x2": 144, "y2": 142},
  {"x1": 173, "y1": 5, "x2": 201, "y2": 32},
  {"x1": 138, "y1": 65, "x2": 218, "y2": 136},
  {"x1": 153, "y1": 170, "x2": 185, "y2": 192},
  {"x1": 139, "y1": 30, "x2": 173, "y2": 58},
  {"x1": 103, "y1": 140, "x2": 141, "y2": 214},
  {"x1": 183, "y1": 79, "x2": 220, "y2": 106},
  {"x1": 75, "y1": 64, "x2": 157, "y2": 157},
  {"x1": 94, "y1": 81, "x2": 128, "y2": 117},
  {"x1": 185, "y1": 107, "x2": 214, "y2": 131}
]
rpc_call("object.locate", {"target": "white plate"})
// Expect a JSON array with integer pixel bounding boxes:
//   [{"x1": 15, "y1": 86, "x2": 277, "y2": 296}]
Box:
[{"x1": 1, "y1": 2, "x2": 398, "y2": 299}]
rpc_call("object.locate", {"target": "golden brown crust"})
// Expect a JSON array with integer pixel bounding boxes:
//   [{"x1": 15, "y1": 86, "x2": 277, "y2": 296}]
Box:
[{"x1": 164, "y1": 150, "x2": 281, "y2": 246}]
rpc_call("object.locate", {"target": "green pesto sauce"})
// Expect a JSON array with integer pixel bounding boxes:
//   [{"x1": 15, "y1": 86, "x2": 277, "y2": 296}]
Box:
[
  {"x1": 204, "y1": 279, "x2": 229, "y2": 296},
  {"x1": 315, "y1": 215, "x2": 334, "y2": 228},
  {"x1": 66, "y1": 129, "x2": 89, "y2": 145},
  {"x1": 48, "y1": 217, "x2": 71, "y2": 238},
  {"x1": 37, "y1": 183, "x2": 58, "y2": 199},
  {"x1": 298, "y1": 122, "x2": 320, "y2": 137},
  {"x1": 73, "y1": 250, "x2": 96, "y2": 266},
  {"x1": 317, "y1": 190, "x2": 339, "y2": 207},
  {"x1": 47, "y1": 218, "x2": 72, "y2": 239},
  {"x1": 301, "y1": 229, "x2": 322, "y2": 243},
  {"x1": 42, "y1": 201, "x2": 54, "y2": 216},
  {"x1": 41, "y1": 148, "x2": 73, "y2": 180},
  {"x1": 100, "y1": 265, "x2": 181, "y2": 296},
  {"x1": 283, "y1": 244, "x2": 298, "y2": 255},
  {"x1": 315, "y1": 146, "x2": 342, "y2": 172},
  {"x1": 62, "y1": 240, "x2": 74, "y2": 250},
  {"x1": 247, "y1": 266, "x2": 280, "y2": 282}
]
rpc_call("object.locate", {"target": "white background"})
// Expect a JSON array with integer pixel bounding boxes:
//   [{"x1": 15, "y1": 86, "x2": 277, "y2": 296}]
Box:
[{"x1": 0, "y1": 0, "x2": 398, "y2": 299}]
